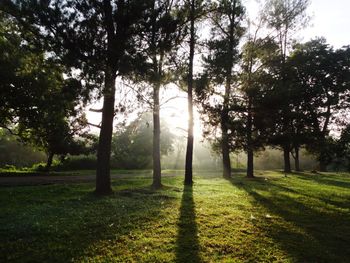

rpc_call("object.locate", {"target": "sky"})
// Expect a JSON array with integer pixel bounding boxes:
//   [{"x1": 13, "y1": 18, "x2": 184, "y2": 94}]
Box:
[
  {"x1": 87, "y1": 0, "x2": 350, "y2": 137},
  {"x1": 244, "y1": 0, "x2": 350, "y2": 48},
  {"x1": 301, "y1": 0, "x2": 350, "y2": 48}
]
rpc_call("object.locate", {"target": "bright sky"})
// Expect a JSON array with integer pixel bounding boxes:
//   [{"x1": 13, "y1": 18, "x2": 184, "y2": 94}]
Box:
[
  {"x1": 244, "y1": 0, "x2": 350, "y2": 48},
  {"x1": 87, "y1": 0, "x2": 350, "y2": 137},
  {"x1": 301, "y1": 0, "x2": 350, "y2": 48}
]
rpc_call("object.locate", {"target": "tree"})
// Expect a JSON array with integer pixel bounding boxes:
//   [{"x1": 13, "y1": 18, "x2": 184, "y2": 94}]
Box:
[
  {"x1": 337, "y1": 125, "x2": 350, "y2": 171},
  {"x1": 2, "y1": 0, "x2": 151, "y2": 194},
  {"x1": 196, "y1": 0, "x2": 245, "y2": 178},
  {"x1": 184, "y1": 0, "x2": 207, "y2": 185},
  {"x1": 184, "y1": 0, "x2": 196, "y2": 185},
  {"x1": 134, "y1": 0, "x2": 185, "y2": 188},
  {"x1": 0, "y1": 129, "x2": 46, "y2": 168},
  {"x1": 239, "y1": 34, "x2": 280, "y2": 177},
  {"x1": 111, "y1": 113, "x2": 174, "y2": 169},
  {"x1": 0, "y1": 12, "x2": 89, "y2": 170},
  {"x1": 0, "y1": 10, "x2": 34, "y2": 129},
  {"x1": 263, "y1": 0, "x2": 310, "y2": 173},
  {"x1": 16, "y1": 73, "x2": 89, "y2": 170},
  {"x1": 287, "y1": 39, "x2": 350, "y2": 171}
]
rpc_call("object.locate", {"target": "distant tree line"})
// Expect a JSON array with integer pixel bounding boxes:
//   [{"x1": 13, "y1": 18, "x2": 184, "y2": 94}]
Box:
[{"x1": 0, "y1": 0, "x2": 349, "y2": 194}]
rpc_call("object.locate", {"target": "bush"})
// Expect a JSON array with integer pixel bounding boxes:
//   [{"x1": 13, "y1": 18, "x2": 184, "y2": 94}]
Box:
[
  {"x1": 0, "y1": 131, "x2": 46, "y2": 168},
  {"x1": 30, "y1": 162, "x2": 48, "y2": 172},
  {"x1": 52, "y1": 155, "x2": 97, "y2": 171},
  {"x1": 3, "y1": 164, "x2": 17, "y2": 170}
]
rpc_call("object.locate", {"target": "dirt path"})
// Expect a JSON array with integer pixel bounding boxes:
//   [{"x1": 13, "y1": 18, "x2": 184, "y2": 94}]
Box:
[
  {"x1": 0, "y1": 172, "x2": 178, "y2": 186},
  {"x1": 0, "y1": 175, "x2": 96, "y2": 186},
  {"x1": 0, "y1": 174, "x2": 135, "y2": 186}
]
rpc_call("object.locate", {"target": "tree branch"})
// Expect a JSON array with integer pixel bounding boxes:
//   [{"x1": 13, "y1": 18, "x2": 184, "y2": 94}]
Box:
[{"x1": 87, "y1": 122, "x2": 101, "y2": 129}]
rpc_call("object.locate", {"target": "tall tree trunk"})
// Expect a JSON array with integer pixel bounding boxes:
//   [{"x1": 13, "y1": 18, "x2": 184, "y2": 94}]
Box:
[
  {"x1": 246, "y1": 96, "x2": 254, "y2": 178},
  {"x1": 319, "y1": 161, "x2": 327, "y2": 172},
  {"x1": 220, "y1": 0, "x2": 237, "y2": 179},
  {"x1": 152, "y1": 83, "x2": 162, "y2": 189},
  {"x1": 95, "y1": 67, "x2": 115, "y2": 195},
  {"x1": 247, "y1": 148, "x2": 254, "y2": 178},
  {"x1": 46, "y1": 152, "x2": 54, "y2": 171},
  {"x1": 221, "y1": 111, "x2": 231, "y2": 178},
  {"x1": 283, "y1": 144, "x2": 291, "y2": 173},
  {"x1": 95, "y1": 0, "x2": 119, "y2": 195},
  {"x1": 294, "y1": 145, "x2": 301, "y2": 172},
  {"x1": 185, "y1": 0, "x2": 195, "y2": 186}
]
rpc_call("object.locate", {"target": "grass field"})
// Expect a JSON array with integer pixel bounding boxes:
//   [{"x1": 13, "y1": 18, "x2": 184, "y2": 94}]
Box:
[{"x1": 1, "y1": 171, "x2": 350, "y2": 262}]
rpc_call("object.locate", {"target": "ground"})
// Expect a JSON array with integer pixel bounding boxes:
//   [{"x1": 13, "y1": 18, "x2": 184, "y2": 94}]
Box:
[{"x1": 0, "y1": 170, "x2": 349, "y2": 262}]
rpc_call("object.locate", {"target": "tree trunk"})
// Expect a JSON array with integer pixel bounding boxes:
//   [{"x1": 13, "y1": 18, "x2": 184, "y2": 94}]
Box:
[
  {"x1": 246, "y1": 96, "x2": 254, "y2": 178},
  {"x1": 95, "y1": 68, "x2": 115, "y2": 195},
  {"x1": 221, "y1": 112, "x2": 231, "y2": 178},
  {"x1": 46, "y1": 152, "x2": 54, "y2": 171},
  {"x1": 95, "y1": 0, "x2": 120, "y2": 195},
  {"x1": 247, "y1": 149, "x2": 254, "y2": 178},
  {"x1": 220, "y1": 0, "x2": 236, "y2": 179},
  {"x1": 283, "y1": 144, "x2": 291, "y2": 173},
  {"x1": 294, "y1": 146, "x2": 301, "y2": 172},
  {"x1": 185, "y1": 0, "x2": 195, "y2": 186},
  {"x1": 152, "y1": 84, "x2": 162, "y2": 189},
  {"x1": 319, "y1": 161, "x2": 327, "y2": 172}
]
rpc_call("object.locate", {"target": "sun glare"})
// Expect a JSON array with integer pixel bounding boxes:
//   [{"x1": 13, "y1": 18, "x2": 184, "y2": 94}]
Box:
[
  {"x1": 86, "y1": 85, "x2": 203, "y2": 137},
  {"x1": 157, "y1": 84, "x2": 204, "y2": 138},
  {"x1": 161, "y1": 95, "x2": 203, "y2": 138}
]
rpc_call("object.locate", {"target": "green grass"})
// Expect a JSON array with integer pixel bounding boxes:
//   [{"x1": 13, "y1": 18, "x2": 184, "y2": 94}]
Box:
[{"x1": 1, "y1": 171, "x2": 350, "y2": 262}]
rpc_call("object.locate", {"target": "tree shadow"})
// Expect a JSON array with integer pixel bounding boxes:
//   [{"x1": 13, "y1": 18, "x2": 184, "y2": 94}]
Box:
[
  {"x1": 175, "y1": 185, "x2": 201, "y2": 263},
  {"x1": 0, "y1": 181, "x2": 177, "y2": 262},
  {"x1": 228, "y1": 176, "x2": 350, "y2": 262},
  {"x1": 292, "y1": 172, "x2": 350, "y2": 189}
]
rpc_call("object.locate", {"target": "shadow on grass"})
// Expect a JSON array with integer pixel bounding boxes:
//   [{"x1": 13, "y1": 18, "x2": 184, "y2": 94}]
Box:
[
  {"x1": 292, "y1": 172, "x2": 350, "y2": 189},
  {"x1": 228, "y1": 176, "x2": 350, "y2": 262},
  {"x1": 0, "y1": 180, "x2": 176, "y2": 262},
  {"x1": 175, "y1": 185, "x2": 201, "y2": 263}
]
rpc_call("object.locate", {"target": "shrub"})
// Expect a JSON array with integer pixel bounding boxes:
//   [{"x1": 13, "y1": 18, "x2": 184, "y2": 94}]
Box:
[
  {"x1": 52, "y1": 155, "x2": 97, "y2": 171},
  {"x1": 30, "y1": 162, "x2": 48, "y2": 172}
]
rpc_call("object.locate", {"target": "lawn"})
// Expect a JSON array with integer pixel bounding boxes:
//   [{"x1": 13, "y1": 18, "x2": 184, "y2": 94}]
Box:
[{"x1": 0, "y1": 171, "x2": 349, "y2": 262}]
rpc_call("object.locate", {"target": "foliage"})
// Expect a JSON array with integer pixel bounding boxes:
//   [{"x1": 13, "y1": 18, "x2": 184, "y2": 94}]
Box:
[
  {"x1": 1, "y1": 0, "x2": 159, "y2": 193},
  {"x1": 237, "y1": 37, "x2": 280, "y2": 152},
  {"x1": 287, "y1": 39, "x2": 350, "y2": 167},
  {"x1": 0, "y1": 130, "x2": 46, "y2": 168},
  {"x1": 195, "y1": 0, "x2": 245, "y2": 166},
  {"x1": 0, "y1": 12, "x2": 91, "y2": 167},
  {"x1": 162, "y1": 137, "x2": 221, "y2": 170},
  {"x1": 263, "y1": 0, "x2": 310, "y2": 56},
  {"x1": 259, "y1": 0, "x2": 310, "y2": 172},
  {"x1": 333, "y1": 125, "x2": 350, "y2": 171},
  {"x1": 254, "y1": 147, "x2": 318, "y2": 170},
  {"x1": 2, "y1": 0, "x2": 150, "y2": 89},
  {"x1": 111, "y1": 113, "x2": 174, "y2": 169},
  {"x1": 1, "y1": 0, "x2": 349, "y2": 178},
  {"x1": 126, "y1": 0, "x2": 187, "y2": 186},
  {"x1": 52, "y1": 155, "x2": 98, "y2": 171}
]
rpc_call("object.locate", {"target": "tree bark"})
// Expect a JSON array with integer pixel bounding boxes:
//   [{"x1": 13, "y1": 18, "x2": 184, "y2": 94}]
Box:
[
  {"x1": 246, "y1": 96, "x2": 254, "y2": 178},
  {"x1": 46, "y1": 152, "x2": 54, "y2": 171},
  {"x1": 95, "y1": 67, "x2": 115, "y2": 195},
  {"x1": 95, "y1": 0, "x2": 120, "y2": 195},
  {"x1": 283, "y1": 144, "x2": 291, "y2": 173},
  {"x1": 185, "y1": 0, "x2": 195, "y2": 186},
  {"x1": 294, "y1": 146, "x2": 301, "y2": 172},
  {"x1": 220, "y1": 0, "x2": 237, "y2": 179},
  {"x1": 152, "y1": 83, "x2": 162, "y2": 189},
  {"x1": 319, "y1": 161, "x2": 327, "y2": 172},
  {"x1": 247, "y1": 148, "x2": 254, "y2": 178},
  {"x1": 221, "y1": 111, "x2": 231, "y2": 178}
]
